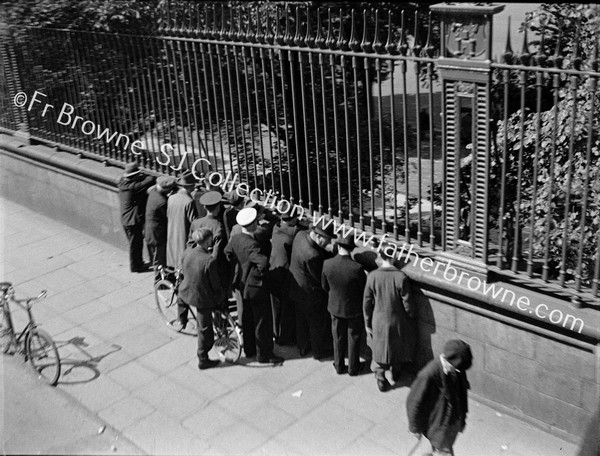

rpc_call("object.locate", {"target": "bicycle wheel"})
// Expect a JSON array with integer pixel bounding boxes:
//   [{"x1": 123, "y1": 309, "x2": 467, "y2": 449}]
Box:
[
  {"x1": 1, "y1": 308, "x2": 16, "y2": 354},
  {"x1": 26, "y1": 328, "x2": 61, "y2": 386},
  {"x1": 154, "y1": 279, "x2": 197, "y2": 335},
  {"x1": 212, "y1": 310, "x2": 242, "y2": 363}
]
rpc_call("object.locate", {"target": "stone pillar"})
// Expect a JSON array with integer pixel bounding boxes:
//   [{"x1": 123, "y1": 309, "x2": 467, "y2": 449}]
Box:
[{"x1": 430, "y1": 2, "x2": 504, "y2": 276}]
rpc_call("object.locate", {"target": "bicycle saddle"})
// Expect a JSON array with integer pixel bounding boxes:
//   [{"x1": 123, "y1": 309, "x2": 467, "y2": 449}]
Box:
[{"x1": 0, "y1": 282, "x2": 12, "y2": 292}]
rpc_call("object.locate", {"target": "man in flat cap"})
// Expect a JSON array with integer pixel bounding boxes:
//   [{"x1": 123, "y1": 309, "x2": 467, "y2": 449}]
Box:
[
  {"x1": 224, "y1": 207, "x2": 283, "y2": 364},
  {"x1": 145, "y1": 175, "x2": 176, "y2": 276},
  {"x1": 118, "y1": 163, "x2": 155, "y2": 272},
  {"x1": 167, "y1": 170, "x2": 198, "y2": 271},
  {"x1": 322, "y1": 232, "x2": 367, "y2": 375},
  {"x1": 289, "y1": 217, "x2": 335, "y2": 359},
  {"x1": 407, "y1": 339, "x2": 473, "y2": 456}
]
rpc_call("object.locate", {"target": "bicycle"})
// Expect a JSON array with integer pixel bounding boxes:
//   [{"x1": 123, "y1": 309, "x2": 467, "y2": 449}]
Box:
[
  {"x1": 154, "y1": 266, "x2": 243, "y2": 363},
  {"x1": 0, "y1": 282, "x2": 61, "y2": 386}
]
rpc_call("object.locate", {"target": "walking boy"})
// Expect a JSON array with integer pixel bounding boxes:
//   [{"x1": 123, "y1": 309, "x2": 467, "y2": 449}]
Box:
[
  {"x1": 321, "y1": 233, "x2": 366, "y2": 375},
  {"x1": 406, "y1": 339, "x2": 473, "y2": 456}
]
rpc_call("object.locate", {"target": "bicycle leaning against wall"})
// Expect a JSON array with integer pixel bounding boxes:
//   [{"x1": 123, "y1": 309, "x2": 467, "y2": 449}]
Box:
[
  {"x1": 0, "y1": 282, "x2": 61, "y2": 386},
  {"x1": 154, "y1": 267, "x2": 243, "y2": 363}
]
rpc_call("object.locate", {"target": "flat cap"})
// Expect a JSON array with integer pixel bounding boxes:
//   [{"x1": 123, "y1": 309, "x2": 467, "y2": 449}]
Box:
[
  {"x1": 199, "y1": 190, "x2": 223, "y2": 206},
  {"x1": 236, "y1": 207, "x2": 257, "y2": 227},
  {"x1": 157, "y1": 176, "x2": 176, "y2": 191}
]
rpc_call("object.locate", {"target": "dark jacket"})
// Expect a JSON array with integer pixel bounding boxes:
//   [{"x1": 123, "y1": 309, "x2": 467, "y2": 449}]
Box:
[
  {"x1": 269, "y1": 222, "x2": 300, "y2": 270},
  {"x1": 118, "y1": 174, "x2": 155, "y2": 226},
  {"x1": 145, "y1": 188, "x2": 169, "y2": 245},
  {"x1": 363, "y1": 266, "x2": 416, "y2": 364},
  {"x1": 288, "y1": 231, "x2": 332, "y2": 304},
  {"x1": 321, "y1": 254, "x2": 366, "y2": 319},
  {"x1": 406, "y1": 358, "x2": 470, "y2": 449},
  {"x1": 224, "y1": 232, "x2": 269, "y2": 300},
  {"x1": 178, "y1": 244, "x2": 222, "y2": 309}
]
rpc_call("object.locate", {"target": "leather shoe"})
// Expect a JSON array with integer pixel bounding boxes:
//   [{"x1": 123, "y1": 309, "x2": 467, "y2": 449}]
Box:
[
  {"x1": 257, "y1": 355, "x2": 284, "y2": 364},
  {"x1": 333, "y1": 363, "x2": 348, "y2": 375},
  {"x1": 198, "y1": 359, "x2": 220, "y2": 370},
  {"x1": 377, "y1": 378, "x2": 391, "y2": 392}
]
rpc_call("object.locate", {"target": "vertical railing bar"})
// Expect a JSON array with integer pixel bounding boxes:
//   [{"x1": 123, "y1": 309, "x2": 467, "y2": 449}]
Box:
[
  {"x1": 376, "y1": 57, "x2": 386, "y2": 234},
  {"x1": 309, "y1": 52, "x2": 323, "y2": 214},
  {"x1": 277, "y1": 48, "x2": 294, "y2": 206},
  {"x1": 216, "y1": 42, "x2": 233, "y2": 175},
  {"x1": 269, "y1": 48, "x2": 285, "y2": 199},
  {"x1": 169, "y1": 38, "x2": 188, "y2": 167},
  {"x1": 320, "y1": 52, "x2": 333, "y2": 218},
  {"x1": 225, "y1": 43, "x2": 242, "y2": 181},
  {"x1": 295, "y1": 51, "x2": 310, "y2": 211},
  {"x1": 251, "y1": 45, "x2": 267, "y2": 190},
  {"x1": 199, "y1": 41, "x2": 219, "y2": 174},
  {"x1": 364, "y1": 56, "x2": 375, "y2": 233},
  {"x1": 48, "y1": 30, "x2": 65, "y2": 148},
  {"x1": 391, "y1": 58, "x2": 398, "y2": 240},
  {"x1": 353, "y1": 55, "x2": 364, "y2": 230},
  {"x1": 122, "y1": 33, "x2": 143, "y2": 164},
  {"x1": 401, "y1": 58, "x2": 409, "y2": 242},
  {"x1": 497, "y1": 68, "x2": 510, "y2": 268},
  {"x1": 341, "y1": 54, "x2": 354, "y2": 227},
  {"x1": 192, "y1": 40, "x2": 212, "y2": 174},
  {"x1": 182, "y1": 39, "x2": 199, "y2": 171},
  {"x1": 130, "y1": 34, "x2": 154, "y2": 169},
  {"x1": 177, "y1": 37, "x2": 196, "y2": 169},
  {"x1": 288, "y1": 50, "x2": 303, "y2": 207},
  {"x1": 415, "y1": 61, "x2": 423, "y2": 246},
  {"x1": 241, "y1": 45, "x2": 258, "y2": 189},
  {"x1": 260, "y1": 47, "x2": 276, "y2": 193},
  {"x1": 70, "y1": 30, "x2": 94, "y2": 155},
  {"x1": 150, "y1": 35, "x2": 171, "y2": 174},
  {"x1": 159, "y1": 37, "x2": 178, "y2": 169},
  {"x1": 558, "y1": 72, "x2": 579, "y2": 286},
  {"x1": 331, "y1": 53, "x2": 343, "y2": 223},
  {"x1": 511, "y1": 69, "x2": 527, "y2": 272},
  {"x1": 95, "y1": 31, "x2": 118, "y2": 161}
]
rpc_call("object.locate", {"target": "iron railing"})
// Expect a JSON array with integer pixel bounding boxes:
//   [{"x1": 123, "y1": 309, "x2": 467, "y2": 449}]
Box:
[{"x1": 0, "y1": 2, "x2": 599, "y2": 306}]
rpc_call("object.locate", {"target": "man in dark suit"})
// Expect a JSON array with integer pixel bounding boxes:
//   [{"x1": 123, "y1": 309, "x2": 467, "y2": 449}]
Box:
[
  {"x1": 269, "y1": 208, "x2": 302, "y2": 345},
  {"x1": 289, "y1": 218, "x2": 335, "y2": 359},
  {"x1": 224, "y1": 208, "x2": 283, "y2": 364},
  {"x1": 117, "y1": 163, "x2": 155, "y2": 272},
  {"x1": 145, "y1": 176, "x2": 176, "y2": 275},
  {"x1": 321, "y1": 232, "x2": 366, "y2": 375},
  {"x1": 178, "y1": 227, "x2": 222, "y2": 370},
  {"x1": 363, "y1": 242, "x2": 416, "y2": 392}
]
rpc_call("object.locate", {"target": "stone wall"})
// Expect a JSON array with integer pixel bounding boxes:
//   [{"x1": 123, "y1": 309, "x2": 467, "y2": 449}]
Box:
[{"x1": 1, "y1": 135, "x2": 598, "y2": 441}]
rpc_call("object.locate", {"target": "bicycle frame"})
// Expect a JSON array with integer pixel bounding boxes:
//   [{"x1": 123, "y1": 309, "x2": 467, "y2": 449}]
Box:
[{"x1": 2, "y1": 294, "x2": 39, "y2": 353}]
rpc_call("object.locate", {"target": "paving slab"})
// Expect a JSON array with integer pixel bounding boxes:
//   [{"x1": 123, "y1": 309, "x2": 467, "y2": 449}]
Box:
[{"x1": 0, "y1": 196, "x2": 582, "y2": 456}]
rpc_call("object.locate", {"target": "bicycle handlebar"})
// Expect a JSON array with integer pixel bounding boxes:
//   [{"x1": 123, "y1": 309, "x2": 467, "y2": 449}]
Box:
[{"x1": 12, "y1": 289, "x2": 47, "y2": 308}]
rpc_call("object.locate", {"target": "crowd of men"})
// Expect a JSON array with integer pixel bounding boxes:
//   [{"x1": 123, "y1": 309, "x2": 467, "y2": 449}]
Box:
[{"x1": 118, "y1": 163, "x2": 474, "y2": 455}]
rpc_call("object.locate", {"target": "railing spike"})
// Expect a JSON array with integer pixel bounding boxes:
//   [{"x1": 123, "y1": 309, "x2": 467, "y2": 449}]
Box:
[
  {"x1": 502, "y1": 16, "x2": 514, "y2": 64},
  {"x1": 519, "y1": 18, "x2": 531, "y2": 66},
  {"x1": 424, "y1": 11, "x2": 434, "y2": 58},
  {"x1": 226, "y1": 6, "x2": 234, "y2": 40},
  {"x1": 373, "y1": 9, "x2": 383, "y2": 53},
  {"x1": 294, "y1": 6, "x2": 304, "y2": 46},
  {"x1": 255, "y1": 7, "x2": 262, "y2": 43},
  {"x1": 535, "y1": 13, "x2": 547, "y2": 67},
  {"x1": 591, "y1": 36, "x2": 599, "y2": 72},
  {"x1": 572, "y1": 18, "x2": 582, "y2": 71},
  {"x1": 399, "y1": 10, "x2": 408, "y2": 56},
  {"x1": 315, "y1": 8, "x2": 326, "y2": 48},
  {"x1": 337, "y1": 8, "x2": 349, "y2": 51},
  {"x1": 235, "y1": 6, "x2": 243, "y2": 41},
  {"x1": 360, "y1": 9, "x2": 373, "y2": 52},
  {"x1": 219, "y1": 4, "x2": 226, "y2": 40},
  {"x1": 284, "y1": 6, "x2": 293, "y2": 45},
  {"x1": 348, "y1": 9, "x2": 359, "y2": 51},
  {"x1": 412, "y1": 10, "x2": 422, "y2": 57},
  {"x1": 274, "y1": 6, "x2": 284, "y2": 45},
  {"x1": 326, "y1": 8, "x2": 336, "y2": 50}
]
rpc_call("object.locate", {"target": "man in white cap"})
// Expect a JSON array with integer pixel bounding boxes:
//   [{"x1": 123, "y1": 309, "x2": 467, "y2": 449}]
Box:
[
  {"x1": 118, "y1": 163, "x2": 155, "y2": 272},
  {"x1": 224, "y1": 207, "x2": 283, "y2": 364}
]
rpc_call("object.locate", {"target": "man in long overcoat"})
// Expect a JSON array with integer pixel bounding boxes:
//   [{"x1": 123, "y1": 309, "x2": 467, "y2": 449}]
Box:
[
  {"x1": 363, "y1": 243, "x2": 416, "y2": 392},
  {"x1": 321, "y1": 233, "x2": 366, "y2": 375},
  {"x1": 118, "y1": 163, "x2": 155, "y2": 272},
  {"x1": 289, "y1": 218, "x2": 335, "y2": 359},
  {"x1": 145, "y1": 176, "x2": 176, "y2": 274},
  {"x1": 406, "y1": 339, "x2": 473, "y2": 455},
  {"x1": 166, "y1": 170, "x2": 198, "y2": 269}
]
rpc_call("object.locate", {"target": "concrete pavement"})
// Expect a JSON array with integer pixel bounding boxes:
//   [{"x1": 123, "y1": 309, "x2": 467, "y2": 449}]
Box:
[{"x1": 0, "y1": 195, "x2": 580, "y2": 456}]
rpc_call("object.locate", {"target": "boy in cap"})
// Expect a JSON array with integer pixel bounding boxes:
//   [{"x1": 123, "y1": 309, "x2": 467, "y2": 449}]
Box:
[
  {"x1": 145, "y1": 175, "x2": 176, "y2": 275},
  {"x1": 118, "y1": 163, "x2": 155, "y2": 272},
  {"x1": 321, "y1": 232, "x2": 366, "y2": 375},
  {"x1": 363, "y1": 242, "x2": 416, "y2": 392},
  {"x1": 289, "y1": 217, "x2": 335, "y2": 359},
  {"x1": 406, "y1": 339, "x2": 473, "y2": 456},
  {"x1": 224, "y1": 207, "x2": 283, "y2": 364}
]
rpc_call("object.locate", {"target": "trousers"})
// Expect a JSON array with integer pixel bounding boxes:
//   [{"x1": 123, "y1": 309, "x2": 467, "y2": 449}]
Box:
[{"x1": 123, "y1": 224, "x2": 145, "y2": 271}]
